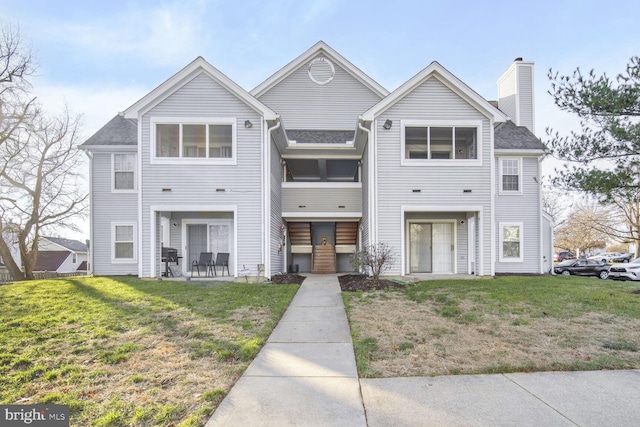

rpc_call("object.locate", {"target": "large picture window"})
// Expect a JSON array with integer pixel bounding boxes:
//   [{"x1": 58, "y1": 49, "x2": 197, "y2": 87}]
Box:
[
  {"x1": 500, "y1": 222, "x2": 523, "y2": 262},
  {"x1": 112, "y1": 153, "x2": 136, "y2": 191},
  {"x1": 112, "y1": 223, "x2": 136, "y2": 263},
  {"x1": 401, "y1": 121, "x2": 480, "y2": 164},
  {"x1": 153, "y1": 118, "x2": 235, "y2": 162}
]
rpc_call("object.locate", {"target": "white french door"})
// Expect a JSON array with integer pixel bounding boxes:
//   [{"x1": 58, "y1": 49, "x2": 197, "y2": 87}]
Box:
[{"x1": 408, "y1": 221, "x2": 455, "y2": 274}]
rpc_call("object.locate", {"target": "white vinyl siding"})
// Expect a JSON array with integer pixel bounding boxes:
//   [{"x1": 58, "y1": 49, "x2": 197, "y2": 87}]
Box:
[
  {"x1": 499, "y1": 157, "x2": 522, "y2": 194},
  {"x1": 92, "y1": 152, "x2": 139, "y2": 275},
  {"x1": 375, "y1": 77, "x2": 493, "y2": 276},
  {"x1": 112, "y1": 222, "x2": 137, "y2": 263},
  {"x1": 256, "y1": 54, "x2": 383, "y2": 130},
  {"x1": 270, "y1": 138, "x2": 284, "y2": 276},
  {"x1": 499, "y1": 222, "x2": 523, "y2": 262},
  {"x1": 495, "y1": 156, "x2": 541, "y2": 273},
  {"x1": 140, "y1": 72, "x2": 265, "y2": 277},
  {"x1": 112, "y1": 153, "x2": 136, "y2": 192}
]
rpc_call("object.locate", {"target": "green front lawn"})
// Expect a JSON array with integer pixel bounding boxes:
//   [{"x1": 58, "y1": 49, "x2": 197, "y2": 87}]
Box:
[{"x1": 0, "y1": 276, "x2": 299, "y2": 426}]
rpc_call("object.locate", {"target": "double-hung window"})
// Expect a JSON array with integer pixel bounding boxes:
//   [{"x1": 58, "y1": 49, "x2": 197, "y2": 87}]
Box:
[
  {"x1": 500, "y1": 222, "x2": 523, "y2": 262},
  {"x1": 499, "y1": 157, "x2": 522, "y2": 194},
  {"x1": 112, "y1": 222, "x2": 136, "y2": 263},
  {"x1": 401, "y1": 120, "x2": 481, "y2": 165},
  {"x1": 112, "y1": 153, "x2": 136, "y2": 191},
  {"x1": 153, "y1": 118, "x2": 236, "y2": 163}
]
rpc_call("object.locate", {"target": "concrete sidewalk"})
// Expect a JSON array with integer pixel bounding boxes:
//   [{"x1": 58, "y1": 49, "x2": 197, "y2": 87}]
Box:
[{"x1": 206, "y1": 275, "x2": 640, "y2": 426}]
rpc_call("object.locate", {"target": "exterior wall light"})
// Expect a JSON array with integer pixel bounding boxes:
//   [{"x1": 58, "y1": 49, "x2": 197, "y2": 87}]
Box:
[
  {"x1": 383, "y1": 119, "x2": 392, "y2": 130},
  {"x1": 244, "y1": 120, "x2": 253, "y2": 128}
]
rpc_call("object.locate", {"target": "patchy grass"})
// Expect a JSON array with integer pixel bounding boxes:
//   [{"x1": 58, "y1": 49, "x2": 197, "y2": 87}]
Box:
[
  {"x1": 0, "y1": 276, "x2": 299, "y2": 426},
  {"x1": 343, "y1": 275, "x2": 640, "y2": 377}
]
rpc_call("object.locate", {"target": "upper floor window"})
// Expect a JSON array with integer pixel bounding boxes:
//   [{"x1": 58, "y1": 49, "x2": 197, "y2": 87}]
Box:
[
  {"x1": 152, "y1": 117, "x2": 236, "y2": 164},
  {"x1": 112, "y1": 153, "x2": 136, "y2": 191},
  {"x1": 499, "y1": 157, "x2": 522, "y2": 194},
  {"x1": 401, "y1": 120, "x2": 481, "y2": 165}
]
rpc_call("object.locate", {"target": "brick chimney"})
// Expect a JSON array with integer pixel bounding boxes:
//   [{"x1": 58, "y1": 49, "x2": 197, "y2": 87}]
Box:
[{"x1": 497, "y1": 58, "x2": 535, "y2": 134}]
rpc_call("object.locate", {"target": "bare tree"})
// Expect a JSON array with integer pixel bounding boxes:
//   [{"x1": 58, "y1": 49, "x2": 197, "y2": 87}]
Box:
[
  {"x1": 0, "y1": 107, "x2": 87, "y2": 280},
  {"x1": 0, "y1": 22, "x2": 37, "y2": 148},
  {"x1": 542, "y1": 186, "x2": 569, "y2": 230},
  {"x1": 554, "y1": 201, "x2": 608, "y2": 255}
]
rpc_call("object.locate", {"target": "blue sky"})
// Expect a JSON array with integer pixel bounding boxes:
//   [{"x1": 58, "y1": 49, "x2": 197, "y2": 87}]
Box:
[{"x1": 2, "y1": 0, "x2": 640, "y2": 238}]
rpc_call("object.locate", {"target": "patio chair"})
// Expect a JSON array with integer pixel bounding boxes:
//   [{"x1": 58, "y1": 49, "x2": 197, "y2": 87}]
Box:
[
  {"x1": 212, "y1": 252, "x2": 230, "y2": 276},
  {"x1": 191, "y1": 252, "x2": 214, "y2": 277}
]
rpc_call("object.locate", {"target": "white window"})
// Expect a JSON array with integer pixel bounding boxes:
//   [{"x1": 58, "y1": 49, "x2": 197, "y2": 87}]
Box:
[
  {"x1": 500, "y1": 157, "x2": 522, "y2": 194},
  {"x1": 112, "y1": 153, "x2": 136, "y2": 191},
  {"x1": 112, "y1": 222, "x2": 136, "y2": 263},
  {"x1": 500, "y1": 222, "x2": 523, "y2": 262},
  {"x1": 152, "y1": 117, "x2": 236, "y2": 163},
  {"x1": 72, "y1": 253, "x2": 77, "y2": 264},
  {"x1": 401, "y1": 120, "x2": 481, "y2": 166}
]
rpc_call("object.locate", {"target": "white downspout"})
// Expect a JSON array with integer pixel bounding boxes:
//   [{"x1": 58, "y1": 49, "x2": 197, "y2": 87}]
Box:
[
  {"x1": 358, "y1": 118, "x2": 371, "y2": 246},
  {"x1": 265, "y1": 117, "x2": 281, "y2": 278}
]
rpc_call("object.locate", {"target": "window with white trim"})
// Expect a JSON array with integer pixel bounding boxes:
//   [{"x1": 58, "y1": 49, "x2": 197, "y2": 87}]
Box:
[
  {"x1": 404, "y1": 125, "x2": 477, "y2": 160},
  {"x1": 113, "y1": 153, "x2": 136, "y2": 191},
  {"x1": 72, "y1": 253, "x2": 77, "y2": 264},
  {"x1": 112, "y1": 223, "x2": 136, "y2": 262},
  {"x1": 154, "y1": 121, "x2": 235, "y2": 160},
  {"x1": 500, "y1": 157, "x2": 522, "y2": 194},
  {"x1": 500, "y1": 222, "x2": 523, "y2": 262}
]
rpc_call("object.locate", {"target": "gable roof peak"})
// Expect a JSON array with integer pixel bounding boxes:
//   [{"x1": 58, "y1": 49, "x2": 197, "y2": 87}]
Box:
[
  {"x1": 123, "y1": 56, "x2": 276, "y2": 120},
  {"x1": 250, "y1": 41, "x2": 388, "y2": 98}
]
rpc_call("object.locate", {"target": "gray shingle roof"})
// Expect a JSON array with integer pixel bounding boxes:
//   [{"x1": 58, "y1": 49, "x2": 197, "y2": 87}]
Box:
[
  {"x1": 287, "y1": 130, "x2": 355, "y2": 144},
  {"x1": 81, "y1": 114, "x2": 138, "y2": 146},
  {"x1": 43, "y1": 237, "x2": 87, "y2": 252},
  {"x1": 34, "y1": 251, "x2": 70, "y2": 272},
  {"x1": 494, "y1": 120, "x2": 544, "y2": 150}
]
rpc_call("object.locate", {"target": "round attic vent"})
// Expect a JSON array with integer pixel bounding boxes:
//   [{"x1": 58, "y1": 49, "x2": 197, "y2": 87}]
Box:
[{"x1": 308, "y1": 57, "x2": 335, "y2": 85}]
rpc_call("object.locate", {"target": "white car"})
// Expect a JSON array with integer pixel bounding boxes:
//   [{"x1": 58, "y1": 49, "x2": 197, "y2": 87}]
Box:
[
  {"x1": 609, "y1": 258, "x2": 640, "y2": 280},
  {"x1": 588, "y1": 253, "x2": 621, "y2": 263}
]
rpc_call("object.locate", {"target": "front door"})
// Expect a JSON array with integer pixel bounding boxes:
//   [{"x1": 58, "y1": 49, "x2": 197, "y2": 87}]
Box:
[{"x1": 408, "y1": 222, "x2": 454, "y2": 273}]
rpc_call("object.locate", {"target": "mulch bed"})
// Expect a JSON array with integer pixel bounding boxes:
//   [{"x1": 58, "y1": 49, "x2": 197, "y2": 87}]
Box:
[
  {"x1": 338, "y1": 274, "x2": 406, "y2": 292},
  {"x1": 269, "y1": 274, "x2": 306, "y2": 284},
  {"x1": 269, "y1": 273, "x2": 406, "y2": 291}
]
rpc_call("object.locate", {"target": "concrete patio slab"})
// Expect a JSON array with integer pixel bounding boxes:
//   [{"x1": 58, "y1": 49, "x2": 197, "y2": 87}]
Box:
[
  {"x1": 268, "y1": 318, "x2": 352, "y2": 343},
  {"x1": 244, "y1": 342, "x2": 357, "y2": 377},
  {"x1": 505, "y1": 370, "x2": 640, "y2": 427},
  {"x1": 205, "y1": 376, "x2": 366, "y2": 427},
  {"x1": 360, "y1": 375, "x2": 574, "y2": 427},
  {"x1": 280, "y1": 306, "x2": 347, "y2": 322}
]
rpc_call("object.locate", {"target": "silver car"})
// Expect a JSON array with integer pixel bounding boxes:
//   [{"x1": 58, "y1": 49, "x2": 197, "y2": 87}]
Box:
[{"x1": 609, "y1": 257, "x2": 640, "y2": 280}]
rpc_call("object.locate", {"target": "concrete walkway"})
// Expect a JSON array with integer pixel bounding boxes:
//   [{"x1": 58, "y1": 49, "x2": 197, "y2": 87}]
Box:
[{"x1": 206, "y1": 275, "x2": 640, "y2": 426}]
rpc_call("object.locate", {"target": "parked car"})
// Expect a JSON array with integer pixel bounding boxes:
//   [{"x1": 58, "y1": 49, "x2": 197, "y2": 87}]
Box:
[
  {"x1": 554, "y1": 259, "x2": 610, "y2": 279},
  {"x1": 587, "y1": 252, "x2": 622, "y2": 263},
  {"x1": 611, "y1": 252, "x2": 634, "y2": 263},
  {"x1": 554, "y1": 251, "x2": 575, "y2": 262},
  {"x1": 608, "y1": 257, "x2": 640, "y2": 280}
]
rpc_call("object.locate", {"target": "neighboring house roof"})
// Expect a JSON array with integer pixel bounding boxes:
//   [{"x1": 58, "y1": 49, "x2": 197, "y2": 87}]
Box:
[
  {"x1": 287, "y1": 130, "x2": 355, "y2": 144},
  {"x1": 361, "y1": 61, "x2": 508, "y2": 123},
  {"x1": 80, "y1": 115, "x2": 138, "y2": 147},
  {"x1": 494, "y1": 120, "x2": 545, "y2": 151},
  {"x1": 77, "y1": 261, "x2": 88, "y2": 271},
  {"x1": 34, "y1": 251, "x2": 70, "y2": 272},
  {"x1": 123, "y1": 56, "x2": 277, "y2": 120},
  {"x1": 42, "y1": 237, "x2": 88, "y2": 252},
  {"x1": 251, "y1": 41, "x2": 389, "y2": 99}
]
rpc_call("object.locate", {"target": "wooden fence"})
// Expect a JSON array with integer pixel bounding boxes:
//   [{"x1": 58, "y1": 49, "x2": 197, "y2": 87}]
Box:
[{"x1": 0, "y1": 271, "x2": 88, "y2": 284}]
